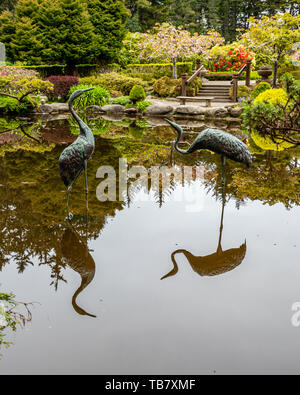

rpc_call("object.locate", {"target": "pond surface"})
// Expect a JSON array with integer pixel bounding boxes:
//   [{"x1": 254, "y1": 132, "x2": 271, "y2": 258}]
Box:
[{"x1": 0, "y1": 115, "x2": 299, "y2": 374}]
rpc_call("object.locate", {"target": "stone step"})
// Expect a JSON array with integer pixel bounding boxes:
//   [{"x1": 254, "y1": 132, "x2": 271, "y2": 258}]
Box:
[
  {"x1": 201, "y1": 86, "x2": 231, "y2": 89},
  {"x1": 198, "y1": 94, "x2": 231, "y2": 98},
  {"x1": 199, "y1": 88, "x2": 230, "y2": 92}
]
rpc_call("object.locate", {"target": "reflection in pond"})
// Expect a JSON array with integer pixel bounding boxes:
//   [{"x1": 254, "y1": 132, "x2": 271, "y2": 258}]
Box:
[
  {"x1": 0, "y1": 114, "x2": 299, "y2": 372},
  {"x1": 162, "y1": 176, "x2": 247, "y2": 279},
  {"x1": 61, "y1": 219, "x2": 96, "y2": 318}
]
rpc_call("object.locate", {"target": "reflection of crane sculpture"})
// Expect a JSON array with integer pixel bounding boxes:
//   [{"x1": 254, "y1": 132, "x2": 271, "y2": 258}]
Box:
[
  {"x1": 61, "y1": 222, "x2": 96, "y2": 318},
  {"x1": 161, "y1": 186, "x2": 247, "y2": 280},
  {"x1": 165, "y1": 118, "x2": 252, "y2": 187},
  {"x1": 59, "y1": 88, "x2": 95, "y2": 207}
]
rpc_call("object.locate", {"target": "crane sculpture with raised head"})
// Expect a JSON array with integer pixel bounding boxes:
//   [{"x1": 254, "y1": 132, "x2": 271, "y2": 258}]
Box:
[
  {"x1": 165, "y1": 118, "x2": 252, "y2": 187},
  {"x1": 59, "y1": 87, "x2": 95, "y2": 208}
]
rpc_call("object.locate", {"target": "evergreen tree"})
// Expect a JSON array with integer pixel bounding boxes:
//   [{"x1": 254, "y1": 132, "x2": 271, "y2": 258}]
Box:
[
  {"x1": 0, "y1": 0, "x2": 95, "y2": 68},
  {"x1": 85, "y1": 0, "x2": 129, "y2": 62}
]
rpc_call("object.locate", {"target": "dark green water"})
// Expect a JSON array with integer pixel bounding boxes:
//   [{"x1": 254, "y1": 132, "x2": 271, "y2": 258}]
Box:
[{"x1": 0, "y1": 115, "x2": 299, "y2": 374}]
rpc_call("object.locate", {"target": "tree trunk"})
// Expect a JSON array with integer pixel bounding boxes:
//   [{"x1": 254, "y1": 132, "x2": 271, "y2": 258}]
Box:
[
  {"x1": 172, "y1": 58, "x2": 177, "y2": 79},
  {"x1": 272, "y1": 60, "x2": 278, "y2": 88}
]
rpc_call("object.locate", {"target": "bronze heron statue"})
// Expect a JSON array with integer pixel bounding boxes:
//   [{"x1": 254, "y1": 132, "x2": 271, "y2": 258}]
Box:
[
  {"x1": 59, "y1": 88, "x2": 95, "y2": 208},
  {"x1": 165, "y1": 118, "x2": 252, "y2": 188}
]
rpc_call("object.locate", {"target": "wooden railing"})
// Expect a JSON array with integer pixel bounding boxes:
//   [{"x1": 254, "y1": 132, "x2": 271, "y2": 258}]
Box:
[
  {"x1": 181, "y1": 59, "x2": 252, "y2": 102},
  {"x1": 231, "y1": 59, "x2": 252, "y2": 102},
  {"x1": 181, "y1": 59, "x2": 204, "y2": 96}
]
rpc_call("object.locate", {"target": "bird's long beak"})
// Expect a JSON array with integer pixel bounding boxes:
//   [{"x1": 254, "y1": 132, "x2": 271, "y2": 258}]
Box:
[
  {"x1": 164, "y1": 118, "x2": 183, "y2": 135},
  {"x1": 83, "y1": 87, "x2": 95, "y2": 93}
]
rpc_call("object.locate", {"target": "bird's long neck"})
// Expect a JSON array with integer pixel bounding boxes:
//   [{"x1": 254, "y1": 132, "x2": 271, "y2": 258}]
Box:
[
  {"x1": 69, "y1": 100, "x2": 88, "y2": 136},
  {"x1": 173, "y1": 126, "x2": 190, "y2": 155},
  {"x1": 72, "y1": 274, "x2": 96, "y2": 318}
]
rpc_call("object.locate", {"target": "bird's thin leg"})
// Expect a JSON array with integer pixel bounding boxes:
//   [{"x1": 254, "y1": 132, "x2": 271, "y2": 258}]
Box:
[
  {"x1": 84, "y1": 160, "x2": 89, "y2": 211},
  {"x1": 221, "y1": 155, "x2": 226, "y2": 195},
  {"x1": 170, "y1": 140, "x2": 175, "y2": 165},
  {"x1": 66, "y1": 168, "x2": 83, "y2": 213}
]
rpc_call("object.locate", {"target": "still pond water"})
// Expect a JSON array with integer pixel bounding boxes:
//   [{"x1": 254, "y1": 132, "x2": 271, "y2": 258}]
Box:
[{"x1": 0, "y1": 115, "x2": 299, "y2": 374}]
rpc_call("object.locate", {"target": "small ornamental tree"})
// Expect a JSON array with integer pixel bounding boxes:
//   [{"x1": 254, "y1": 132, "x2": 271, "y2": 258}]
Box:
[
  {"x1": 137, "y1": 23, "x2": 224, "y2": 79},
  {"x1": 240, "y1": 13, "x2": 300, "y2": 87}
]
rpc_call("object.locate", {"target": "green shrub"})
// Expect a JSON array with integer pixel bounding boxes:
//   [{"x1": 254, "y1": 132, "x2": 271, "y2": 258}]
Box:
[
  {"x1": 254, "y1": 88, "x2": 288, "y2": 105},
  {"x1": 250, "y1": 82, "x2": 271, "y2": 100},
  {"x1": 0, "y1": 96, "x2": 32, "y2": 114},
  {"x1": 229, "y1": 85, "x2": 251, "y2": 100},
  {"x1": 129, "y1": 85, "x2": 146, "y2": 103},
  {"x1": 68, "y1": 84, "x2": 110, "y2": 109},
  {"x1": 204, "y1": 71, "x2": 259, "y2": 81},
  {"x1": 80, "y1": 73, "x2": 147, "y2": 95},
  {"x1": 136, "y1": 100, "x2": 152, "y2": 113},
  {"x1": 125, "y1": 62, "x2": 193, "y2": 80},
  {"x1": 153, "y1": 76, "x2": 202, "y2": 97},
  {"x1": 112, "y1": 96, "x2": 131, "y2": 106}
]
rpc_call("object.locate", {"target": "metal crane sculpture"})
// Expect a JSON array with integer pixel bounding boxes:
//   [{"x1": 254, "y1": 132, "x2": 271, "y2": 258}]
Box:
[
  {"x1": 165, "y1": 118, "x2": 252, "y2": 187},
  {"x1": 59, "y1": 87, "x2": 95, "y2": 208}
]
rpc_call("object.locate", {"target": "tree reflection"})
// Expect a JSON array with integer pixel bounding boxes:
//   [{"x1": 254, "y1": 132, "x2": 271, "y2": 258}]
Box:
[{"x1": 0, "y1": 117, "x2": 299, "y2": 315}]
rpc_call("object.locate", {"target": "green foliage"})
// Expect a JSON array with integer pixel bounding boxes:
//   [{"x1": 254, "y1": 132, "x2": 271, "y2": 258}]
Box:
[
  {"x1": 204, "y1": 71, "x2": 260, "y2": 81},
  {"x1": 129, "y1": 85, "x2": 146, "y2": 103},
  {"x1": 136, "y1": 100, "x2": 152, "y2": 113},
  {"x1": 112, "y1": 96, "x2": 131, "y2": 106},
  {"x1": 0, "y1": 290, "x2": 18, "y2": 348},
  {"x1": 0, "y1": 96, "x2": 32, "y2": 114},
  {"x1": 125, "y1": 62, "x2": 193, "y2": 80},
  {"x1": 84, "y1": 0, "x2": 129, "y2": 62},
  {"x1": 68, "y1": 84, "x2": 110, "y2": 109},
  {"x1": 80, "y1": 72, "x2": 147, "y2": 95},
  {"x1": 153, "y1": 76, "x2": 202, "y2": 97},
  {"x1": 251, "y1": 130, "x2": 295, "y2": 151},
  {"x1": 0, "y1": 0, "x2": 96, "y2": 68},
  {"x1": 229, "y1": 85, "x2": 251, "y2": 100},
  {"x1": 250, "y1": 82, "x2": 271, "y2": 100},
  {"x1": 254, "y1": 88, "x2": 288, "y2": 105},
  {"x1": 242, "y1": 75, "x2": 300, "y2": 146}
]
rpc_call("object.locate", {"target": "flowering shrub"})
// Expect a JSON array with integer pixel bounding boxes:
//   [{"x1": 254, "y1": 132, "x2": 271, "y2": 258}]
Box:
[
  {"x1": 0, "y1": 66, "x2": 53, "y2": 113},
  {"x1": 207, "y1": 44, "x2": 254, "y2": 72},
  {"x1": 45, "y1": 76, "x2": 79, "y2": 100},
  {"x1": 0, "y1": 66, "x2": 53, "y2": 99},
  {"x1": 0, "y1": 66, "x2": 39, "y2": 80}
]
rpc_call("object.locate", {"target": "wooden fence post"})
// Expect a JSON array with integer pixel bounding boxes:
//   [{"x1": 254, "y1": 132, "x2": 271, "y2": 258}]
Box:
[
  {"x1": 181, "y1": 73, "x2": 187, "y2": 96},
  {"x1": 246, "y1": 59, "x2": 251, "y2": 87},
  {"x1": 232, "y1": 74, "x2": 238, "y2": 102}
]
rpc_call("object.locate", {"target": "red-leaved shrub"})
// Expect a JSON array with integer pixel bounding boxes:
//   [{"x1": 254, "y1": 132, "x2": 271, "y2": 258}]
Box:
[{"x1": 45, "y1": 76, "x2": 79, "y2": 100}]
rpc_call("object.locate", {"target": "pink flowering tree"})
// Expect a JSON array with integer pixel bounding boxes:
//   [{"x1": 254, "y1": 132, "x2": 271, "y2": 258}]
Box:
[{"x1": 137, "y1": 23, "x2": 224, "y2": 79}]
